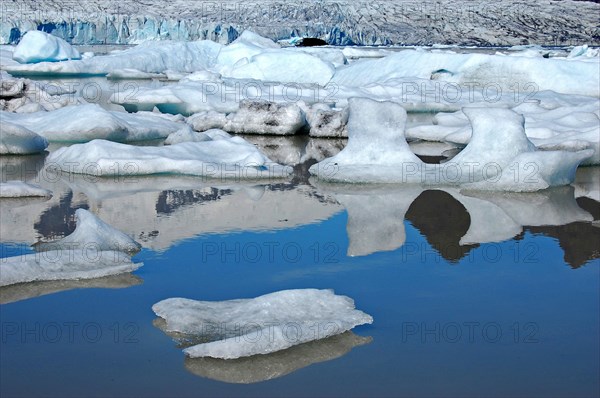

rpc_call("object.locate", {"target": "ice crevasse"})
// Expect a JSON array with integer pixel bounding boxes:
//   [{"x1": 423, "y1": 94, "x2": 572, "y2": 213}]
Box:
[{"x1": 309, "y1": 98, "x2": 593, "y2": 192}]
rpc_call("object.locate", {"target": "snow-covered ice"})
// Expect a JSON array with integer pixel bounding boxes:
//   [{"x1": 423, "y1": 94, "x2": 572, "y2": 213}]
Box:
[
  {"x1": 46, "y1": 137, "x2": 293, "y2": 179},
  {"x1": 152, "y1": 289, "x2": 373, "y2": 359},
  {"x1": 34, "y1": 209, "x2": 142, "y2": 254},
  {"x1": 0, "y1": 181, "x2": 51, "y2": 198},
  {"x1": 0, "y1": 122, "x2": 48, "y2": 154},
  {"x1": 12, "y1": 31, "x2": 81, "y2": 64},
  {"x1": 310, "y1": 98, "x2": 593, "y2": 191},
  {"x1": 164, "y1": 128, "x2": 231, "y2": 145}
]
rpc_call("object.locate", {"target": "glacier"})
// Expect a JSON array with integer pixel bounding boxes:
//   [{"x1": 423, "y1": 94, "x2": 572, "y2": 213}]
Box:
[{"x1": 1, "y1": 1, "x2": 598, "y2": 47}]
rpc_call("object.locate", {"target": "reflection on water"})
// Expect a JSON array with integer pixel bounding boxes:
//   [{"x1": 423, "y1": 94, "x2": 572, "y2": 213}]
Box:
[
  {"x1": 0, "y1": 273, "x2": 142, "y2": 305},
  {"x1": 1, "y1": 137, "x2": 599, "y2": 266},
  {"x1": 183, "y1": 332, "x2": 372, "y2": 384}
]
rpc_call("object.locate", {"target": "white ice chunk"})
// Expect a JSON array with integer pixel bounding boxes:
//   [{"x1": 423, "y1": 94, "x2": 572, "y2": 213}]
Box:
[
  {"x1": 34, "y1": 209, "x2": 142, "y2": 254},
  {"x1": 0, "y1": 181, "x2": 51, "y2": 198},
  {"x1": 12, "y1": 31, "x2": 81, "y2": 63},
  {"x1": 152, "y1": 289, "x2": 373, "y2": 359},
  {"x1": 46, "y1": 138, "x2": 293, "y2": 179},
  {"x1": 1, "y1": 104, "x2": 190, "y2": 142},
  {"x1": 0, "y1": 250, "x2": 141, "y2": 287},
  {"x1": 0, "y1": 122, "x2": 48, "y2": 154}
]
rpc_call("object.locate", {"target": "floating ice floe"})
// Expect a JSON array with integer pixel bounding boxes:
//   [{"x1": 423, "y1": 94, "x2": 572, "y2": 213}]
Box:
[
  {"x1": 0, "y1": 181, "x2": 51, "y2": 198},
  {"x1": 4, "y1": 39, "x2": 222, "y2": 76},
  {"x1": 107, "y1": 68, "x2": 166, "y2": 80},
  {"x1": 309, "y1": 98, "x2": 593, "y2": 191},
  {"x1": 46, "y1": 137, "x2": 293, "y2": 179},
  {"x1": 152, "y1": 289, "x2": 373, "y2": 359},
  {"x1": 0, "y1": 122, "x2": 48, "y2": 154},
  {"x1": 1, "y1": 104, "x2": 192, "y2": 142},
  {"x1": 34, "y1": 209, "x2": 142, "y2": 254},
  {"x1": 12, "y1": 31, "x2": 81, "y2": 63},
  {"x1": 0, "y1": 250, "x2": 141, "y2": 287},
  {"x1": 0, "y1": 208, "x2": 142, "y2": 287}
]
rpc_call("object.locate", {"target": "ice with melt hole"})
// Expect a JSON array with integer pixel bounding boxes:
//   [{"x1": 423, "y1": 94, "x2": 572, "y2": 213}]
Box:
[
  {"x1": 12, "y1": 31, "x2": 81, "y2": 63},
  {"x1": 0, "y1": 210, "x2": 142, "y2": 287},
  {"x1": 0, "y1": 181, "x2": 51, "y2": 198},
  {"x1": 152, "y1": 289, "x2": 373, "y2": 359},
  {"x1": 309, "y1": 98, "x2": 593, "y2": 191},
  {"x1": 47, "y1": 137, "x2": 293, "y2": 179},
  {"x1": 33, "y1": 209, "x2": 142, "y2": 254}
]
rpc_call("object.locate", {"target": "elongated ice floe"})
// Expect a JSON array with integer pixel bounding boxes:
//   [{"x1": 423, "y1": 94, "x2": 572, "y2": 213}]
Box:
[
  {"x1": 152, "y1": 289, "x2": 373, "y2": 359},
  {"x1": 0, "y1": 250, "x2": 141, "y2": 287},
  {"x1": 46, "y1": 137, "x2": 293, "y2": 179},
  {"x1": 34, "y1": 209, "x2": 142, "y2": 254},
  {"x1": 1, "y1": 104, "x2": 192, "y2": 142},
  {"x1": 4, "y1": 39, "x2": 222, "y2": 76},
  {"x1": 0, "y1": 181, "x2": 51, "y2": 198},
  {"x1": 0, "y1": 122, "x2": 48, "y2": 154},
  {"x1": 309, "y1": 98, "x2": 593, "y2": 191}
]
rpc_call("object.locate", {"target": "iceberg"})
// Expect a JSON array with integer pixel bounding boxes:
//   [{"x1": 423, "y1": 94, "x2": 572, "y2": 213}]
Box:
[
  {"x1": 0, "y1": 208, "x2": 142, "y2": 287},
  {"x1": 309, "y1": 98, "x2": 593, "y2": 191},
  {"x1": 33, "y1": 209, "x2": 142, "y2": 254},
  {"x1": 227, "y1": 50, "x2": 335, "y2": 86},
  {"x1": 12, "y1": 31, "x2": 81, "y2": 63},
  {"x1": 0, "y1": 122, "x2": 48, "y2": 154},
  {"x1": 0, "y1": 181, "x2": 51, "y2": 198},
  {"x1": 152, "y1": 289, "x2": 373, "y2": 359},
  {"x1": 46, "y1": 137, "x2": 293, "y2": 179},
  {"x1": 1, "y1": 104, "x2": 192, "y2": 142}
]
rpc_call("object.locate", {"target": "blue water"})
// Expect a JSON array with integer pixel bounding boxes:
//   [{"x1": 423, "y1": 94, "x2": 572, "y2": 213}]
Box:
[{"x1": 1, "y1": 201, "x2": 599, "y2": 397}]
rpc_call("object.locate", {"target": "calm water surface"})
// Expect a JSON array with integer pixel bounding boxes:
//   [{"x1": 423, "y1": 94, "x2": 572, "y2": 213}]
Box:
[{"x1": 1, "y1": 132, "x2": 598, "y2": 398}]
